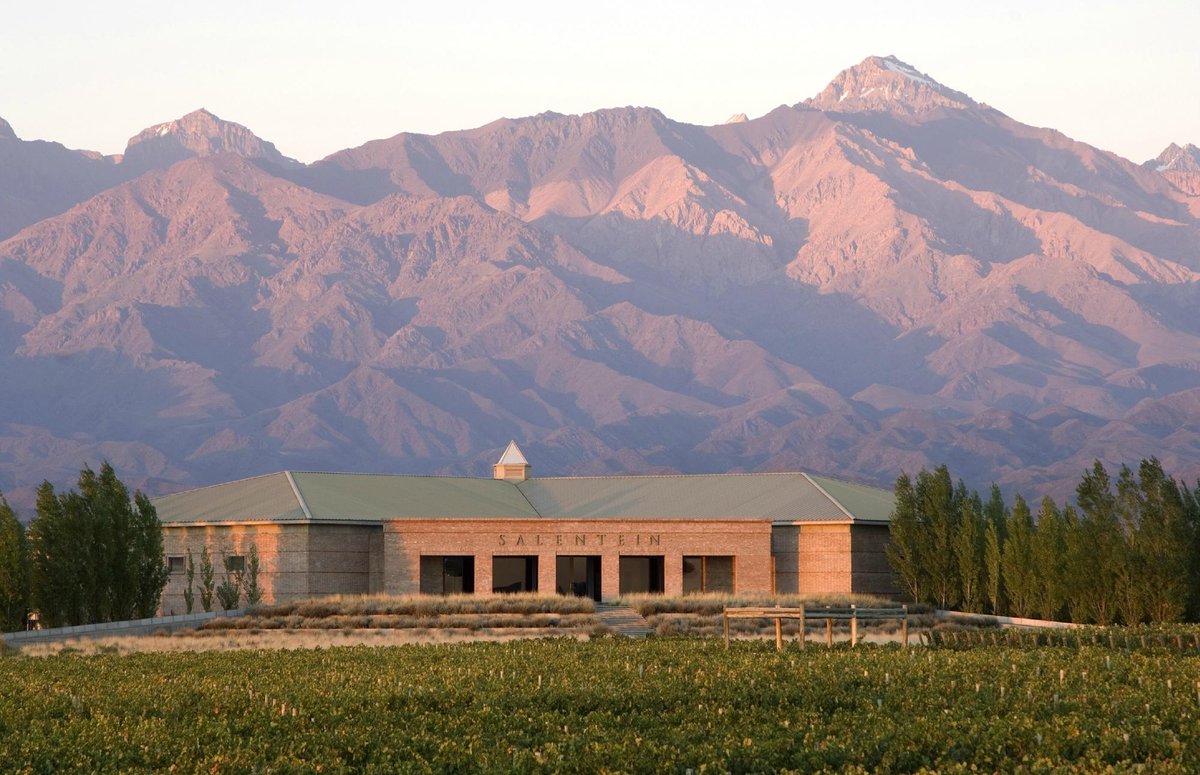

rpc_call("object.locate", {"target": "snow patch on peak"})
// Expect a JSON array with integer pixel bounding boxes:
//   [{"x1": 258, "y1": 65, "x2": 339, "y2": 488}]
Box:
[
  {"x1": 724, "y1": 113, "x2": 749, "y2": 124},
  {"x1": 881, "y1": 56, "x2": 934, "y2": 85}
]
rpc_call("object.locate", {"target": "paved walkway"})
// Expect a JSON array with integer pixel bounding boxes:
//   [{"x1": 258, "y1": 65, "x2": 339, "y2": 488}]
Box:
[
  {"x1": 2, "y1": 609, "x2": 246, "y2": 645},
  {"x1": 596, "y1": 604, "x2": 654, "y2": 638}
]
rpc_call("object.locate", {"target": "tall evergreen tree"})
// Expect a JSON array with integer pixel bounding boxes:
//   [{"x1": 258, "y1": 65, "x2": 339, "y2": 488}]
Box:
[
  {"x1": 131, "y1": 491, "x2": 169, "y2": 619},
  {"x1": 1134, "y1": 458, "x2": 1190, "y2": 623},
  {"x1": 983, "y1": 517, "x2": 1004, "y2": 615},
  {"x1": 1001, "y1": 495, "x2": 1036, "y2": 617},
  {"x1": 953, "y1": 496, "x2": 984, "y2": 612},
  {"x1": 1072, "y1": 461, "x2": 1123, "y2": 624},
  {"x1": 27, "y1": 464, "x2": 170, "y2": 626},
  {"x1": 920, "y1": 466, "x2": 960, "y2": 609},
  {"x1": 1031, "y1": 496, "x2": 1066, "y2": 620},
  {"x1": 0, "y1": 494, "x2": 30, "y2": 632},
  {"x1": 885, "y1": 472, "x2": 926, "y2": 602},
  {"x1": 28, "y1": 481, "x2": 81, "y2": 627}
]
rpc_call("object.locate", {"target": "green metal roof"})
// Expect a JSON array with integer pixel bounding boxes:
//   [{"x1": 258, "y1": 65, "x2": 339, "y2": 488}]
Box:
[
  {"x1": 290, "y1": 472, "x2": 539, "y2": 519},
  {"x1": 154, "y1": 469, "x2": 893, "y2": 525},
  {"x1": 154, "y1": 472, "x2": 306, "y2": 524}
]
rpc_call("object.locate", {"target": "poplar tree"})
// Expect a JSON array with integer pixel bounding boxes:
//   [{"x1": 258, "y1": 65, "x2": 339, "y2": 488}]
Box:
[
  {"x1": 1072, "y1": 461, "x2": 1122, "y2": 624},
  {"x1": 183, "y1": 549, "x2": 195, "y2": 614},
  {"x1": 983, "y1": 517, "x2": 1003, "y2": 614},
  {"x1": 921, "y1": 466, "x2": 960, "y2": 609},
  {"x1": 199, "y1": 547, "x2": 215, "y2": 613},
  {"x1": 1134, "y1": 458, "x2": 1189, "y2": 623},
  {"x1": 885, "y1": 472, "x2": 926, "y2": 602},
  {"x1": 953, "y1": 497, "x2": 984, "y2": 613},
  {"x1": 27, "y1": 463, "x2": 169, "y2": 626},
  {"x1": 1001, "y1": 495, "x2": 1036, "y2": 617},
  {"x1": 0, "y1": 494, "x2": 30, "y2": 632},
  {"x1": 1031, "y1": 496, "x2": 1066, "y2": 620}
]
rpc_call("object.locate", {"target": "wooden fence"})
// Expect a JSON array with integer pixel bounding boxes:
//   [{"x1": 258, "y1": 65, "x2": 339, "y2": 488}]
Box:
[{"x1": 723, "y1": 604, "x2": 909, "y2": 651}]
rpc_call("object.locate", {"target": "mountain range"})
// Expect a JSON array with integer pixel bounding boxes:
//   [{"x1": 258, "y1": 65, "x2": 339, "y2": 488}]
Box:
[{"x1": 2, "y1": 55, "x2": 1198, "y2": 512}]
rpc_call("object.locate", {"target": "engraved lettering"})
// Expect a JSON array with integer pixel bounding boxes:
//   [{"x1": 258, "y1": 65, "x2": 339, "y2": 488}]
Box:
[
  {"x1": 499, "y1": 535, "x2": 507, "y2": 546},
  {"x1": 618, "y1": 534, "x2": 626, "y2": 546},
  {"x1": 536, "y1": 534, "x2": 544, "y2": 546},
  {"x1": 556, "y1": 534, "x2": 563, "y2": 546},
  {"x1": 649, "y1": 534, "x2": 661, "y2": 546},
  {"x1": 516, "y1": 535, "x2": 526, "y2": 546},
  {"x1": 596, "y1": 534, "x2": 605, "y2": 546},
  {"x1": 575, "y1": 534, "x2": 586, "y2": 546},
  {"x1": 636, "y1": 534, "x2": 642, "y2": 546}
]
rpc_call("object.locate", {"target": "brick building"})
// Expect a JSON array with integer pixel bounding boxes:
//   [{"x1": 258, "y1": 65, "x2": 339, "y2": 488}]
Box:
[{"x1": 154, "y1": 443, "x2": 895, "y2": 612}]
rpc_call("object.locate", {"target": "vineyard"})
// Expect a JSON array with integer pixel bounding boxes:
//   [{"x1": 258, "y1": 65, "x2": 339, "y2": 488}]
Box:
[{"x1": 3, "y1": 638, "x2": 1200, "y2": 772}]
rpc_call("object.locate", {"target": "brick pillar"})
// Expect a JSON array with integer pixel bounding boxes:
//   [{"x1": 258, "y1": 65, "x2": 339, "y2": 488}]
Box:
[
  {"x1": 475, "y1": 553, "x2": 493, "y2": 595},
  {"x1": 663, "y1": 551, "x2": 684, "y2": 596},
  {"x1": 538, "y1": 552, "x2": 556, "y2": 595},
  {"x1": 601, "y1": 553, "x2": 621, "y2": 601}
]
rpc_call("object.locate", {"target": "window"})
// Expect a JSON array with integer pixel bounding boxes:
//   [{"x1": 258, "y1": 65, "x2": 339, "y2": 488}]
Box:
[
  {"x1": 167, "y1": 556, "x2": 185, "y2": 574},
  {"x1": 225, "y1": 555, "x2": 246, "y2": 573},
  {"x1": 619, "y1": 556, "x2": 664, "y2": 595},
  {"x1": 683, "y1": 556, "x2": 734, "y2": 593},
  {"x1": 420, "y1": 556, "x2": 476, "y2": 594},
  {"x1": 492, "y1": 556, "x2": 538, "y2": 593}
]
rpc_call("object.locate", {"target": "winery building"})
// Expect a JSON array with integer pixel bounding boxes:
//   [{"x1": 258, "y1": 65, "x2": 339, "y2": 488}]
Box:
[{"x1": 154, "y1": 443, "x2": 895, "y2": 612}]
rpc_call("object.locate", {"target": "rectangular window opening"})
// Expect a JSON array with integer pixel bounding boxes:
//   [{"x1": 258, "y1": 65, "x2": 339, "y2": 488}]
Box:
[
  {"x1": 618, "y1": 555, "x2": 664, "y2": 595},
  {"x1": 492, "y1": 556, "x2": 538, "y2": 593},
  {"x1": 167, "y1": 555, "x2": 185, "y2": 575}
]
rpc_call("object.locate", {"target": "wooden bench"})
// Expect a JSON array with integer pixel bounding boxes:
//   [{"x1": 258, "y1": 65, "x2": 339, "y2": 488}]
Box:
[{"x1": 723, "y1": 604, "x2": 909, "y2": 651}]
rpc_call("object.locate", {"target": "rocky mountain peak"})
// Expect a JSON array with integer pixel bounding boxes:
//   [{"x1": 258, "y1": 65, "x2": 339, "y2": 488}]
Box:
[
  {"x1": 0, "y1": 116, "x2": 16, "y2": 141},
  {"x1": 805, "y1": 55, "x2": 976, "y2": 114},
  {"x1": 122, "y1": 107, "x2": 296, "y2": 171},
  {"x1": 1148, "y1": 142, "x2": 1200, "y2": 173}
]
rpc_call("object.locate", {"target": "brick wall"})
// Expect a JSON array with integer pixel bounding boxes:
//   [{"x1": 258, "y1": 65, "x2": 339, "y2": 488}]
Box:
[
  {"x1": 160, "y1": 522, "x2": 381, "y2": 613},
  {"x1": 850, "y1": 524, "x2": 898, "y2": 597},
  {"x1": 383, "y1": 519, "x2": 773, "y2": 601}
]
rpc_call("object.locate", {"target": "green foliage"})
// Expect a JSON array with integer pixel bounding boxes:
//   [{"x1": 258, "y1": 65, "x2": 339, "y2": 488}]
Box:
[
  {"x1": 183, "y1": 549, "x2": 195, "y2": 615},
  {"x1": 215, "y1": 555, "x2": 241, "y2": 611},
  {"x1": 1001, "y1": 495, "x2": 1036, "y2": 617},
  {"x1": 884, "y1": 472, "x2": 924, "y2": 602},
  {"x1": 953, "y1": 497, "x2": 983, "y2": 613},
  {"x1": 1031, "y1": 496, "x2": 1066, "y2": 620},
  {"x1": 983, "y1": 513, "x2": 1003, "y2": 615},
  {"x1": 2, "y1": 640, "x2": 1200, "y2": 771},
  {"x1": 25, "y1": 463, "x2": 169, "y2": 627},
  {"x1": 198, "y1": 547, "x2": 214, "y2": 613},
  {"x1": 0, "y1": 494, "x2": 30, "y2": 632},
  {"x1": 242, "y1": 545, "x2": 262, "y2": 607},
  {"x1": 887, "y1": 458, "x2": 1200, "y2": 625}
]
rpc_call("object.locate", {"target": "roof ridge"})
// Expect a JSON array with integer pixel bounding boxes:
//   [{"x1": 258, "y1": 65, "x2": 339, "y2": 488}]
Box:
[
  {"x1": 801, "y1": 472, "x2": 856, "y2": 521},
  {"x1": 291, "y1": 471, "x2": 494, "y2": 480},
  {"x1": 531, "y1": 471, "x2": 807, "y2": 481}
]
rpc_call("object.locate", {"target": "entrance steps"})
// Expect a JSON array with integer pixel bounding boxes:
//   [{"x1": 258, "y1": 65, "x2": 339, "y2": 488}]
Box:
[{"x1": 596, "y1": 604, "x2": 654, "y2": 638}]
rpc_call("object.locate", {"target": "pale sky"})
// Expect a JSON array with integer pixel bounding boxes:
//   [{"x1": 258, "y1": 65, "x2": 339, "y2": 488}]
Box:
[{"x1": 3, "y1": 0, "x2": 1197, "y2": 164}]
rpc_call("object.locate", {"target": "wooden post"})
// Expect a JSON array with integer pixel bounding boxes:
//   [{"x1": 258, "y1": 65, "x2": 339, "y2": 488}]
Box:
[
  {"x1": 850, "y1": 604, "x2": 857, "y2": 648},
  {"x1": 826, "y1": 617, "x2": 832, "y2": 647},
  {"x1": 775, "y1": 617, "x2": 782, "y2": 651},
  {"x1": 799, "y1": 605, "x2": 806, "y2": 649},
  {"x1": 902, "y1": 605, "x2": 909, "y2": 649},
  {"x1": 723, "y1": 609, "x2": 730, "y2": 649}
]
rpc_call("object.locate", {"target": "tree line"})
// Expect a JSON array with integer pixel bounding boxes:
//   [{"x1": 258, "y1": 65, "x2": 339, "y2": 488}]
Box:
[
  {"x1": 886, "y1": 458, "x2": 1200, "y2": 624},
  {"x1": 0, "y1": 463, "x2": 169, "y2": 630}
]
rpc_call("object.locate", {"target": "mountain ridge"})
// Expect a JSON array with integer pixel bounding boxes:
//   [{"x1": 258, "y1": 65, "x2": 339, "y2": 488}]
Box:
[{"x1": 1, "y1": 57, "x2": 1198, "y2": 513}]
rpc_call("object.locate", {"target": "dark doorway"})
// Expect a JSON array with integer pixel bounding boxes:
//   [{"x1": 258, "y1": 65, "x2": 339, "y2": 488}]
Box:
[
  {"x1": 493, "y1": 555, "x2": 538, "y2": 593},
  {"x1": 556, "y1": 556, "x2": 601, "y2": 600},
  {"x1": 420, "y1": 555, "x2": 476, "y2": 594},
  {"x1": 619, "y1": 556, "x2": 665, "y2": 595}
]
